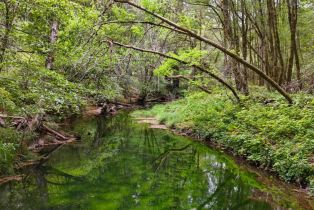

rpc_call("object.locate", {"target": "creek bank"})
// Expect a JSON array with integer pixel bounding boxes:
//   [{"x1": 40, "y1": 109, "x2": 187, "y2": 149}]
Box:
[
  {"x1": 0, "y1": 102, "x2": 136, "y2": 184},
  {"x1": 135, "y1": 115, "x2": 314, "y2": 208},
  {"x1": 2, "y1": 111, "x2": 310, "y2": 209},
  {"x1": 0, "y1": 114, "x2": 78, "y2": 184},
  {"x1": 132, "y1": 91, "x2": 314, "y2": 196}
]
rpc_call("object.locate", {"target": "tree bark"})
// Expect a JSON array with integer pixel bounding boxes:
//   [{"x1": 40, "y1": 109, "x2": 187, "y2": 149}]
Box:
[
  {"x1": 45, "y1": 20, "x2": 58, "y2": 70},
  {"x1": 286, "y1": 0, "x2": 302, "y2": 89},
  {"x1": 0, "y1": 0, "x2": 16, "y2": 71}
]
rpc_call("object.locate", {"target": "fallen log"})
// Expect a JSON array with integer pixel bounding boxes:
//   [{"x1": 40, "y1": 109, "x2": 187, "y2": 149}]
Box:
[
  {"x1": 0, "y1": 114, "x2": 25, "y2": 119},
  {"x1": 111, "y1": 101, "x2": 133, "y2": 107},
  {"x1": 42, "y1": 124, "x2": 69, "y2": 140},
  {"x1": 0, "y1": 175, "x2": 24, "y2": 185},
  {"x1": 29, "y1": 138, "x2": 76, "y2": 153}
]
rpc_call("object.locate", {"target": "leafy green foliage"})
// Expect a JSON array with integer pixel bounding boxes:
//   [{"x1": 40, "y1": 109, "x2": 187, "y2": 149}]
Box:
[
  {"x1": 0, "y1": 128, "x2": 21, "y2": 174},
  {"x1": 0, "y1": 87, "x2": 16, "y2": 112},
  {"x1": 154, "y1": 49, "x2": 208, "y2": 76},
  {"x1": 0, "y1": 67, "x2": 88, "y2": 117}
]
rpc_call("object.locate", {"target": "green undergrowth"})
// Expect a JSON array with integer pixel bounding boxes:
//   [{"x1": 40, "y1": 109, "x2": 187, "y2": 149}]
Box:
[
  {"x1": 133, "y1": 89, "x2": 314, "y2": 193},
  {"x1": 0, "y1": 127, "x2": 36, "y2": 175},
  {"x1": 0, "y1": 68, "x2": 88, "y2": 175},
  {"x1": 0, "y1": 68, "x2": 90, "y2": 117},
  {"x1": 0, "y1": 67, "x2": 120, "y2": 175}
]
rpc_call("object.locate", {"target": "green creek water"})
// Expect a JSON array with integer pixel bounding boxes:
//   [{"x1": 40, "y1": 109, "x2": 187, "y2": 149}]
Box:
[{"x1": 0, "y1": 112, "x2": 311, "y2": 209}]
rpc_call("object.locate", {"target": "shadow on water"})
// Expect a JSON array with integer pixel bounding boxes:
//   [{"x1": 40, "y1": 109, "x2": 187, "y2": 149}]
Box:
[{"x1": 0, "y1": 111, "x2": 311, "y2": 209}]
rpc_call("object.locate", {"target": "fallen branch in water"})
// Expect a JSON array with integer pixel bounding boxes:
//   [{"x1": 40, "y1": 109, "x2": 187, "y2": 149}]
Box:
[
  {"x1": 29, "y1": 138, "x2": 76, "y2": 153},
  {"x1": 42, "y1": 124, "x2": 69, "y2": 140}
]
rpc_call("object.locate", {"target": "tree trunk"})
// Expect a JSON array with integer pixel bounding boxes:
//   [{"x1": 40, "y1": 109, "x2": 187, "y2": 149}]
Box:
[
  {"x1": 286, "y1": 0, "x2": 302, "y2": 89},
  {"x1": 45, "y1": 20, "x2": 58, "y2": 70},
  {"x1": 0, "y1": 0, "x2": 16, "y2": 71}
]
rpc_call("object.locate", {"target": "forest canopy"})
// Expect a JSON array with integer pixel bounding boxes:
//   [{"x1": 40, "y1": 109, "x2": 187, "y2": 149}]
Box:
[{"x1": 1, "y1": 0, "x2": 314, "y2": 108}]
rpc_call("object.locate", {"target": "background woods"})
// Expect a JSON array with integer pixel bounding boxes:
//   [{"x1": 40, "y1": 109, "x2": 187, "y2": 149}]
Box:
[{"x1": 1, "y1": 0, "x2": 314, "y2": 105}]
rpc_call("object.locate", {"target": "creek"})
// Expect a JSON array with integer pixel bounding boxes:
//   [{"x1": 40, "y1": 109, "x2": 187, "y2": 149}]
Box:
[{"x1": 0, "y1": 111, "x2": 312, "y2": 209}]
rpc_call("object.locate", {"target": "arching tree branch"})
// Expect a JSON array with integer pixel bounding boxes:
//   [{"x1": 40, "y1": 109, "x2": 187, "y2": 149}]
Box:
[{"x1": 104, "y1": 21, "x2": 188, "y2": 35}]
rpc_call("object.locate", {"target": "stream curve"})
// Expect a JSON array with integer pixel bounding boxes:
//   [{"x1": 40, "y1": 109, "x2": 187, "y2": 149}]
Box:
[{"x1": 0, "y1": 112, "x2": 312, "y2": 210}]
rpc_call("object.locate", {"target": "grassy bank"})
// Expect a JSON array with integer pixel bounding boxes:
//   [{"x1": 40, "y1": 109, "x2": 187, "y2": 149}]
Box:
[{"x1": 133, "y1": 89, "x2": 314, "y2": 193}]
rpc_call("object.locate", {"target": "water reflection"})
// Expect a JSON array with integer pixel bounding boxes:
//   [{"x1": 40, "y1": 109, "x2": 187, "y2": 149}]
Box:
[{"x1": 0, "y1": 112, "x2": 301, "y2": 209}]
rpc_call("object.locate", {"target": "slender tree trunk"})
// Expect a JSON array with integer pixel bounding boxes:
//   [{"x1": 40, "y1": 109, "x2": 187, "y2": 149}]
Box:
[
  {"x1": 286, "y1": 0, "x2": 295, "y2": 83},
  {"x1": 221, "y1": 0, "x2": 248, "y2": 94},
  {"x1": 221, "y1": 0, "x2": 232, "y2": 78},
  {"x1": 295, "y1": 39, "x2": 302, "y2": 89},
  {"x1": 267, "y1": 0, "x2": 285, "y2": 84},
  {"x1": 286, "y1": 0, "x2": 302, "y2": 89},
  {"x1": 45, "y1": 20, "x2": 58, "y2": 70},
  {"x1": 240, "y1": 0, "x2": 249, "y2": 95},
  {"x1": 0, "y1": 0, "x2": 15, "y2": 71}
]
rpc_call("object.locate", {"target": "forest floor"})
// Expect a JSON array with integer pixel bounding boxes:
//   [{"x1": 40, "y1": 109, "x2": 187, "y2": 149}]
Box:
[{"x1": 132, "y1": 88, "x2": 314, "y2": 195}]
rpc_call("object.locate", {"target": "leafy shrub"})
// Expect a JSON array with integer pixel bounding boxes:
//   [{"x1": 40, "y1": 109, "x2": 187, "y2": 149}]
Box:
[
  {"x1": 0, "y1": 128, "x2": 21, "y2": 174},
  {"x1": 0, "y1": 67, "x2": 89, "y2": 117},
  {"x1": 0, "y1": 87, "x2": 16, "y2": 113}
]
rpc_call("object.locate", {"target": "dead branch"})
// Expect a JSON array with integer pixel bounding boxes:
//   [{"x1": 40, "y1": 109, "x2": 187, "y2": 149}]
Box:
[
  {"x1": 0, "y1": 114, "x2": 25, "y2": 119},
  {"x1": 42, "y1": 124, "x2": 69, "y2": 140},
  {"x1": 0, "y1": 175, "x2": 24, "y2": 185}
]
